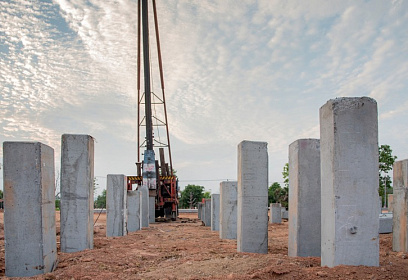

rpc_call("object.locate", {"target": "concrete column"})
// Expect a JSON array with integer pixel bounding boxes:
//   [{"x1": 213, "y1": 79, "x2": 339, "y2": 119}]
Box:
[
  {"x1": 211, "y1": 194, "x2": 220, "y2": 231},
  {"x1": 197, "y1": 202, "x2": 202, "y2": 220},
  {"x1": 237, "y1": 141, "x2": 268, "y2": 254},
  {"x1": 220, "y1": 181, "x2": 237, "y2": 239},
  {"x1": 270, "y1": 203, "x2": 282, "y2": 224},
  {"x1": 3, "y1": 142, "x2": 57, "y2": 277},
  {"x1": 201, "y1": 201, "x2": 206, "y2": 221},
  {"x1": 127, "y1": 190, "x2": 140, "y2": 232},
  {"x1": 204, "y1": 198, "x2": 211, "y2": 227},
  {"x1": 379, "y1": 214, "x2": 393, "y2": 234},
  {"x1": 388, "y1": 194, "x2": 394, "y2": 213},
  {"x1": 281, "y1": 208, "x2": 289, "y2": 219},
  {"x1": 392, "y1": 159, "x2": 408, "y2": 252},
  {"x1": 60, "y1": 134, "x2": 94, "y2": 253},
  {"x1": 140, "y1": 185, "x2": 149, "y2": 228},
  {"x1": 106, "y1": 174, "x2": 127, "y2": 237},
  {"x1": 288, "y1": 139, "x2": 321, "y2": 257},
  {"x1": 320, "y1": 97, "x2": 379, "y2": 267},
  {"x1": 149, "y1": 196, "x2": 155, "y2": 223}
]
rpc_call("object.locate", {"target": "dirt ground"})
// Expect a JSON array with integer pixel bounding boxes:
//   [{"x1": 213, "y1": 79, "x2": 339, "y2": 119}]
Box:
[{"x1": 0, "y1": 211, "x2": 407, "y2": 279}]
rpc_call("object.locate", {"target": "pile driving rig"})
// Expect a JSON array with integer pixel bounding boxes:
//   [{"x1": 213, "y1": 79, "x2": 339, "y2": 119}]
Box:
[{"x1": 127, "y1": 0, "x2": 178, "y2": 219}]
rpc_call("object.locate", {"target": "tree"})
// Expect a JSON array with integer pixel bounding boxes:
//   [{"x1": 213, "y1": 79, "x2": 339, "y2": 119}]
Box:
[
  {"x1": 93, "y1": 177, "x2": 99, "y2": 195},
  {"x1": 95, "y1": 189, "x2": 106, "y2": 209},
  {"x1": 55, "y1": 198, "x2": 60, "y2": 210},
  {"x1": 279, "y1": 163, "x2": 290, "y2": 208},
  {"x1": 188, "y1": 192, "x2": 196, "y2": 209},
  {"x1": 55, "y1": 192, "x2": 60, "y2": 210},
  {"x1": 379, "y1": 144, "x2": 397, "y2": 207},
  {"x1": 268, "y1": 182, "x2": 281, "y2": 203},
  {"x1": 203, "y1": 191, "x2": 211, "y2": 199},
  {"x1": 268, "y1": 182, "x2": 288, "y2": 209},
  {"x1": 179, "y1": 184, "x2": 206, "y2": 209},
  {"x1": 282, "y1": 163, "x2": 289, "y2": 189}
]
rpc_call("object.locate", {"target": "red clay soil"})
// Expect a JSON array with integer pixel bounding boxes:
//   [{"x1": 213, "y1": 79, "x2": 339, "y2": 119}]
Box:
[{"x1": 0, "y1": 211, "x2": 407, "y2": 279}]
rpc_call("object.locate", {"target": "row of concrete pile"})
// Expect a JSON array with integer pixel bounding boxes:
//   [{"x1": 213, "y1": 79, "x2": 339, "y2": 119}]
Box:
[
  {"x1": 197, "y1": 97, "x2": 408, "y2": 268},
  {"x1": 2, "y1": 134, "x2": 158, "y2": 278},
  {"x1": 105, "y1": 174, "x2": 154, "y2": 237},
  {"x1": 2, "y1": 97, "x2": 408, "y2": 277},
  {"x1": 3, "y1": 135, "x2": 95, "y2": 277}
]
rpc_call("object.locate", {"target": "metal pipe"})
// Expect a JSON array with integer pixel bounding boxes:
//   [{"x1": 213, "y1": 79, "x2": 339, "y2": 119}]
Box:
[
  {"x1": 142, "y1": 0, "x2": 153, "y2": 151},
  {"x1": 137, "y1": 0, "x2": 141, "y2": 161}
]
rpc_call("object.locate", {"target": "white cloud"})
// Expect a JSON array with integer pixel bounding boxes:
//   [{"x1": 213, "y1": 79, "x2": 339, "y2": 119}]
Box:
[{"x1": 1, "y1": 0, "x2": 408, "y2": 192}]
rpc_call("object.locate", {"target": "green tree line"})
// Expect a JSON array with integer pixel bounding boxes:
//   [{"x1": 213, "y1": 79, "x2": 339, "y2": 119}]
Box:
[{"x1": 179, "y1": 184, "x2": 211, "y2": 209}]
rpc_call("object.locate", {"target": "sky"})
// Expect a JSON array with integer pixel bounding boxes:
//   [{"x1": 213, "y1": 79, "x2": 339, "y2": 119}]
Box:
[{"x1": 1, "y1": 0, "x2": 407, "y2": 196}]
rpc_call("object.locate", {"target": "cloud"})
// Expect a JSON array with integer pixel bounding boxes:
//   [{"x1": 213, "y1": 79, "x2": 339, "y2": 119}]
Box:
[
  {"x1": 380, "y1": 99, "x2": 408, "y2": 120},
  {"x1": 1, "y1": 0, "x2": 408, "y2": 192}
]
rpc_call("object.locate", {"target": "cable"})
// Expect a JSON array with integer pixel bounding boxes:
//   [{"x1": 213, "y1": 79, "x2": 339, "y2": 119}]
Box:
[{"x1": 93, "y1": 207, "x2": 105, "y2": 226}]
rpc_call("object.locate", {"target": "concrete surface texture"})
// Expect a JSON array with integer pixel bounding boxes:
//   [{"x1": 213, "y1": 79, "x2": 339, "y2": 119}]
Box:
[
  {"x1": 197, "y1": 202, "x2": 202, "y2": 220},
  {"x1": 281, "y1": 208, "x2": 289, "y2": 220},
  {"x1": 379, "y1": 214, "x2": 393, "y2": 234},
  {"x1": 392, "y1": 159, "x2": 408, "y2": 252},
  {"x1": 3, "y1": 142, "x2": 57, "y2": 277},
  {"x1": 127, "y1": 190, "x2": 140, "y2": 232},
  {"x1": 149, "y1": 196, "x2": 155, "y2": 224},
  {"x1": 201, "y1": 202, "x2": 206, "y2": 222},
  {"x1": 60, "y1": 134, "x2": 94, "y2": 253},
  {"x1": 237, "y1": 141, "x2": 268, "y2": 254},
  {"x1": 139, "y1": 185, "x2": 149, "y2": 228},
  {"x1": 288, "y1": 139, "x2": 321, "y2": 257},
  {"x1": 106, "y1": 175, "x2": 127, "y2": 237},
  {"x1": 270, "y1": 203, "x2": 282, "y2": 224},
  {"x1": 211, "y1": 194, "x2": 220, "y2": 231},
  {"x1": 320, "y1": 97, "x2": 379, "y2": 267},
  {"x1": 388, "y1": 194, "x2": 394, "y2": 213},
  {"x1": 219, "y1": 181, "x2": 238, "y2": 240},
  {"x1": 204, "y1": 199, "x2": 211, "y2": 227}
]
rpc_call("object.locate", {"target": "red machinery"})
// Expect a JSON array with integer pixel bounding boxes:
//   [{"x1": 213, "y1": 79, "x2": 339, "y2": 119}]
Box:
[{"x1": 127, "y1": 0, "x2": 178, "y2": 219}]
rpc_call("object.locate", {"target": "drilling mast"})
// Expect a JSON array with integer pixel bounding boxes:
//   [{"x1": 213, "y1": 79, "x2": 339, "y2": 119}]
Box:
[{"x1": 127, "y1": 0, "x2": 178, "y2": 219}]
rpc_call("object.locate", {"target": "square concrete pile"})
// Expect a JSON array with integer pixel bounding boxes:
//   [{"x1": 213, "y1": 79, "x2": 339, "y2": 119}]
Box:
[
  {"x1": 139, "y1": 185, "x2": 149, "y2": 228},
  {"x1": 3, "y1": 142, "x2": 57, "y2": 277},
  {"x1": 149, "y1": 196, "x2": 155, "y2": 223},
  {"x1": 288, "y1": 138, "x2": 321, "y2": 257},
  {"x1": 60, "y1": 134, "x2": 94, "y2": 253},
  {"x1": 269, "y1": 203, "x2": 282, "y2": 224},
  {"x1": 388, "y1": 194, "x2": 394, "y2": 213},
  {"x1": 127, "y1": 190, "x2": 140, "y2": 232},
  {"x1": 392, "y1": 159, "x2": 408, "y2": 252},
  {"x1": 197, "y1": 202, "x2": 202, "y2": 220},
  {"x1": 237, "y1": 141, "x2": 268, "y2": 254},
  {"x1": 220, "y1": 181, "x2": 237, "y2": 239},
  {"x1": 211, "y1": 194, "x2": 220, "y2": 231},
  {"x1": 320, "y1": 97, "x2": 379, "y2": 267},
  {"x1": 281, "y1": 208, "x2": 289, "y2": 219},
  {"x1": 106, "y1": 174, "x2": 127, "y2": 237},
  {"x1": 379, "y1": 214, "x2": 393, "y2": 234},
  {"x1": 204, "y1": 198, "x2": 211, "y2": 227},
  {"x1": 200, "y1": 201, "x2": 205, "y2": 221}
]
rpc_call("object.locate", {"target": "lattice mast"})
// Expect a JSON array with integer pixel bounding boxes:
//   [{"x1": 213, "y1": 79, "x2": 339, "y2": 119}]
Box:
[{"x1": 131, "y1": 0, "x2": 177, "y2": 219}]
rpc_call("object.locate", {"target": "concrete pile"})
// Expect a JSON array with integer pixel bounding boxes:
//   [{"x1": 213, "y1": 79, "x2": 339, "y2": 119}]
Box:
[
  {"x1": 60, "y1": 135, "x2": 94, "y2": 252},
  {"x1": 288, "y1": 139, "x2": 321, "y2": 257},
  {"x1": 4, "y1": 96, "x2": 402, "y2": 276},
  {"x1": 3, "y1": 142, "x2": 58, "y2": 277}
]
